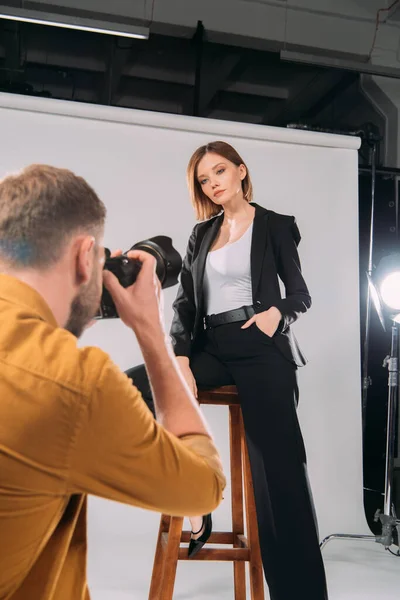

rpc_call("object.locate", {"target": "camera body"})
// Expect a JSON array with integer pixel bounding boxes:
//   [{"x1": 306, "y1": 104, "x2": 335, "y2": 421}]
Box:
[
  {"x1": 97, "y1": 255, "x2": 142, "y2": 319},
  {"x1": 96, "y1": 236, "x2": 182, "y2": 319}
]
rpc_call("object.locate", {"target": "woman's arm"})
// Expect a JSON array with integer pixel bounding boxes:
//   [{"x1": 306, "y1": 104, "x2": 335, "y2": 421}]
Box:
[
  {"x1": 272, "y1": 216, "x2": 311, "y2": 331},
  {"x1": 170, "y1": 225, "x2": 198, "y2": 357}
]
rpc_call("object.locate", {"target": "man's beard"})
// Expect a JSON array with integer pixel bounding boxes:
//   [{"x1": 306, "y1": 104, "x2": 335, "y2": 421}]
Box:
[{"x1": 65, "y1": 275, "x2": 101, "y2": 338}]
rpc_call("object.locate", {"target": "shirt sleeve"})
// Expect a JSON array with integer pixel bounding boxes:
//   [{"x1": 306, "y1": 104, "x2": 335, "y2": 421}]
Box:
[{"x1": 67, "y1": 355, "x2": 225, "y2": 517}]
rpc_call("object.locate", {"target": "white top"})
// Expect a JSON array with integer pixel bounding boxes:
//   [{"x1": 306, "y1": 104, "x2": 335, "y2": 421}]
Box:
[{"x1": 204, "y1": 222, "x2": 253, "y2": 315}]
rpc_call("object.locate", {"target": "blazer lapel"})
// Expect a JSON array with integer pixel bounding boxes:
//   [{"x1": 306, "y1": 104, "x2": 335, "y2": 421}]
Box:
[
  {"x1": 192, "y1": 214, "x2": 222, "y2": 309},
  {"x1": 192, "y1": 203, "x2": 268, "y2": 313},
  {"x1": 250, "y1": 204, "x2": 269, "y2": 301}
]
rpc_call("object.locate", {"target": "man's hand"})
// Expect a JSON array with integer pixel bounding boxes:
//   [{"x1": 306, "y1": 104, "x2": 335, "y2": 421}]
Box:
[
  {"x1": 241, "y1": 306, "x2": 282, "y2": 337},
  {"x1": 102, "y1": 250, "x2": 164, "y2": 335},
  {"x1": 84, "y1": 249, "x2": 124, "y2": 333}
]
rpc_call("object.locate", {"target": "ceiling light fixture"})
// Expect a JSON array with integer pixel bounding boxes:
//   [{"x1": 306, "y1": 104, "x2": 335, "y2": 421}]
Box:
[{"x1": 0, "y1": 5, "x2": 149, "y2": 39}]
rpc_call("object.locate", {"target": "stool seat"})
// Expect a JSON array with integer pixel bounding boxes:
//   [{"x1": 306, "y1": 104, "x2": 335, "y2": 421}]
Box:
[
  {"x1": 148, "y1": 386, "x2": 265, "y2": 599},
  {"x1": 198, "y1": 385, "x2": 240, "y2": 405}
]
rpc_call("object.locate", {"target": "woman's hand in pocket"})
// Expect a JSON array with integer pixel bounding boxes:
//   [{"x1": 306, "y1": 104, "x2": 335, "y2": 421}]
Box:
[{"x1": 241, "y1": 306, "x2": 282, "y2": 337}]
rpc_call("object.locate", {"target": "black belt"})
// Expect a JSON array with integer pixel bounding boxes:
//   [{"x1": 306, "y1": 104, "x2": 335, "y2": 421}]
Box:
[{"x1": 204, "y1": 305, "x2": 255, "y2": 329}]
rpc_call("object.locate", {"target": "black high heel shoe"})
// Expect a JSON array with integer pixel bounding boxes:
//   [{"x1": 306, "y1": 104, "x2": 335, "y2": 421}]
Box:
[{"x1": 188, "y1": 514, "x2": 212, "y2": 558}]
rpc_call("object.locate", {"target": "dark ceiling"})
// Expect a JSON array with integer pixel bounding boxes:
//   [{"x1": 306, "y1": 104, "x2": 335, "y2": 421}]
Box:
[{"x1": 0, "y1": 18, "x2": 378, "y2": 130}]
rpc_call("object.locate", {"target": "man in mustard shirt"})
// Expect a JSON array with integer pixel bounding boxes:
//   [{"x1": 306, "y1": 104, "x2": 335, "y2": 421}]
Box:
[{"x1": 0, "y1": 165, "x2": 226, "y2": 600}]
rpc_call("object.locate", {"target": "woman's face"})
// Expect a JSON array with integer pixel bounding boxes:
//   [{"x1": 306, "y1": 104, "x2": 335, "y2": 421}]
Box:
[{"x1": 196, "y1": 152, "x2": 246, "y2": 207}]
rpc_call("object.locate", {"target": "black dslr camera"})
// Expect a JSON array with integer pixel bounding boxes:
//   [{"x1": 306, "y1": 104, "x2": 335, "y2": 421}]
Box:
[{"x1": 97, "y1": 236, "x2": 182, "y2": 319}]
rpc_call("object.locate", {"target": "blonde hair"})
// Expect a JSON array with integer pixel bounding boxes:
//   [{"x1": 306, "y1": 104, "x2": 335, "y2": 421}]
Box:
[
  {"x1": 0, "y1": 164, "x2": 106, "y2": 268},
  {"x1": 187, "y1": 141, "x2": 253, "y2": 221}
]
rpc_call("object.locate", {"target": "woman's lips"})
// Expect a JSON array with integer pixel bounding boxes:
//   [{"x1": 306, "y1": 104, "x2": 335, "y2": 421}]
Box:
[{"x1": 214, "y1": 190, "x2": 225, "y2": 198}]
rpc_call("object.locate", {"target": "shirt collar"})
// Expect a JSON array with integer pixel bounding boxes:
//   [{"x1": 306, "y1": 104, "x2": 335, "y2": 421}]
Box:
[{"x1": 0, "y1": 274, "x2": 58, "y2": 327}]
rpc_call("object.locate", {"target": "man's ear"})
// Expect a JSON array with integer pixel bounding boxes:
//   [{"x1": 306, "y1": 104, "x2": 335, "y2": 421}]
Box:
[{"x1": 75, "y1": 236, "x2": 95, "y2": 285}]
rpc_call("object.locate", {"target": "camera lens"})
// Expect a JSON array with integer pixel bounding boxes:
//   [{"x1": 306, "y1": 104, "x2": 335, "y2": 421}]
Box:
[{"x1": 97, "y1": 236, "x2": 182, "y2": 319}]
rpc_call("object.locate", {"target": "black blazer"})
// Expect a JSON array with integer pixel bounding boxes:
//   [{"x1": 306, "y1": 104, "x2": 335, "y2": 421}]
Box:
[{"x1": 170, "y1": 202, "x2": 311, "y2": 367}]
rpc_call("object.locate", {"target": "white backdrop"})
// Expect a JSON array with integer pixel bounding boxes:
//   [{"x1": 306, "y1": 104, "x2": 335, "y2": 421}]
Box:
[{"x1": 0, "y1": 93, "x2": 369, "y2": 599}]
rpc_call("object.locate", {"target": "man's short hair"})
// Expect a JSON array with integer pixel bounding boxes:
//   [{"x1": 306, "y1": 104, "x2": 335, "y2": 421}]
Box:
[{"x1": 0, "y1": 164, "x2": 106, "y2": 268}]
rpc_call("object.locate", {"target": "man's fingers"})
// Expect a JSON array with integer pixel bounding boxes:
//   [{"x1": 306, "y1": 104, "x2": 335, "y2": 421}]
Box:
[
  {"x1": 241, "y1": 315, "x2": 256, "y2": 329},
  {"x1": 126, "y1": 250, "x2": 157, "y2": 274},
  {"x1": 103, "y1": 269, "x2": 120, "y2": 294},
  {"x1": 110, "y1": 249, "x2": 123, "y2": 258}
]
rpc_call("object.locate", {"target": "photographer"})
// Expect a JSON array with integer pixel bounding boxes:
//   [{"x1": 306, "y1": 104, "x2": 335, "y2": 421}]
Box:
[{"x1": 0, "y1": 164, "x2": 226, "y2": 600}]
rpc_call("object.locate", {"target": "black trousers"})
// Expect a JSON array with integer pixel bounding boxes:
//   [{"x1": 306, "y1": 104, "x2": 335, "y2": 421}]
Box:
[{"x1": 126, "y1": 321, "x2": 328, "y2": 600}]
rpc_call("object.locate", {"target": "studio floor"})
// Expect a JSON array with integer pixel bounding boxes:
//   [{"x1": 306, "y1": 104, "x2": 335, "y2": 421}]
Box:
[{"x1": 90, "y1": 539, "x2": 400, "y2": 599}]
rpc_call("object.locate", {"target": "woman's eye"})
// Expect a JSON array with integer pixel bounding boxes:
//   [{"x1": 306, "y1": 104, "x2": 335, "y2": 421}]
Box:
[
  {"x1": 200, "y1": 179, "x2": 207, "y2": 185},
  {"x1": 216, "y1": 168, "x2": 225, "y2": 175}
]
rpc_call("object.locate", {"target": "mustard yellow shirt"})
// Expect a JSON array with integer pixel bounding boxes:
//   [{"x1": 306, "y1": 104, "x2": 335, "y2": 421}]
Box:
[{"x1": 0, "y1": 275, "x2": 225, "y2": 600}]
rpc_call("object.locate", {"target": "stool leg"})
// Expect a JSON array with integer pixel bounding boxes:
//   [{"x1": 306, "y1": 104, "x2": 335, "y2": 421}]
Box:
[
  {"x1": 230, "y1": 405, "x2": 247, "y2": 600},
  {"x1": 148, "y1": 515, "x2": 170, "y2": 600},
  {"x1": 241, "y1": 416, "x2": 265, "y2": 600},
  {"x1": 159, "y1": 515, "x2": 184, "y2": 600}
]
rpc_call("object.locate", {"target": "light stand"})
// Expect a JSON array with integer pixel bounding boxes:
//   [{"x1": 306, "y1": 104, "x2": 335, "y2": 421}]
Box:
[
  {"x1": 321, "y1": 326, "x2": 400, "y2": 550},
  {"x1": 321, "y1": 256, "x2": 400, "y2": 555},
  {"x1": 374, "y1": 322, "x2": 400, "y2": 550}
]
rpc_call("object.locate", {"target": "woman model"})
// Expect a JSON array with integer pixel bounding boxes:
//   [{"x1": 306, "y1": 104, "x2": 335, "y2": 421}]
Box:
[{"x1": 127, "y1": 141, "x2": 328, "y2": 600}]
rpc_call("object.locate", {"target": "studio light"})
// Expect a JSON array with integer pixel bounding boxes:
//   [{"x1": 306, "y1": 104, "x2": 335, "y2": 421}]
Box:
[
  {"x1": 382, "y1": 273, "x2": 400, "y2": 312},
  {"x1": 368, "y1": 253, "x2": 400, "y2": 330},
  {"x1": 0, "y1": 5, "x2": 149, "y2": 39}
]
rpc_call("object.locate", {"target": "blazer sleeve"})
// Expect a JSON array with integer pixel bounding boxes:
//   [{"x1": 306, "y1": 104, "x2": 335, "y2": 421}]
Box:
[
  {"x1": 170, "y1": 225, "x2": 198, "y2": 357},
  {"x1": 272, "y1": 216, "x2": 312, "y2": 331}
]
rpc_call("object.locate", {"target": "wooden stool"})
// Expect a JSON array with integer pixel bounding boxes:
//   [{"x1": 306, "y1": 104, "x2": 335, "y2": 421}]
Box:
[{"x1": 148, "y1": 386, "x2": 265, "y2": 599}]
